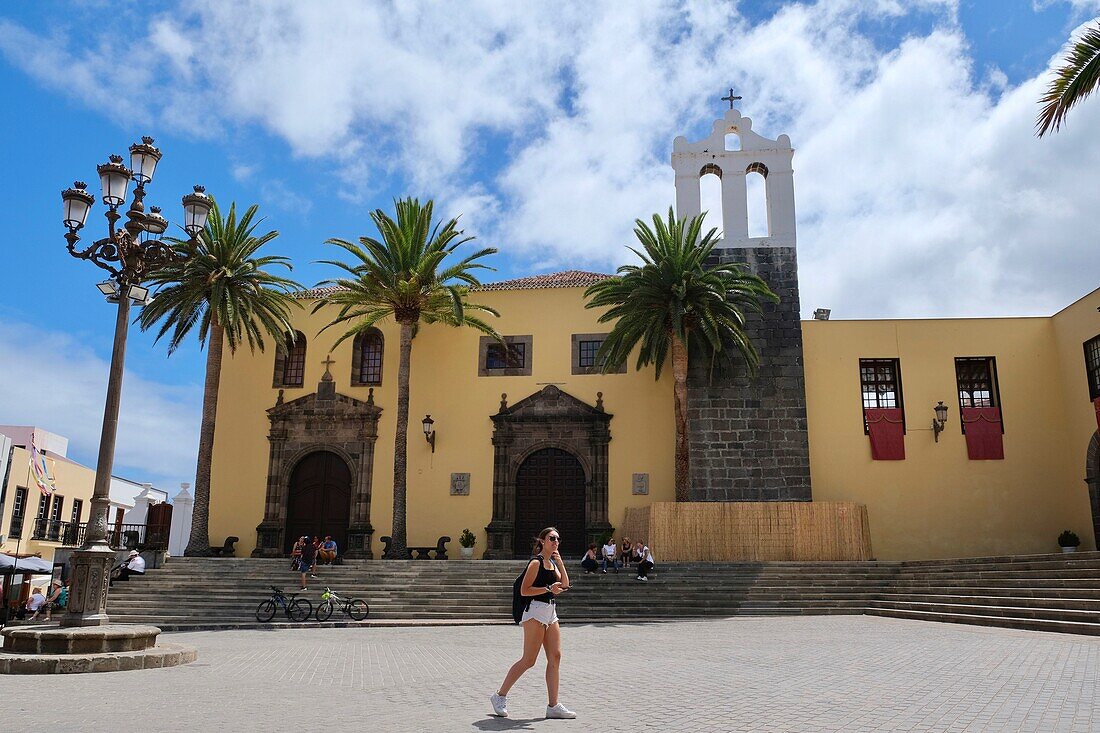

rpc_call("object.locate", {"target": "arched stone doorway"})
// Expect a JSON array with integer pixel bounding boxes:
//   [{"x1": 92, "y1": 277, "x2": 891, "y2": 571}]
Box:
[
  {"x1": 484, "y1": 385, "x2": 614, "y2": 559},
  {"x1": 514, "y1": 448, "x2": 587, "y2": 558},
  {"x1": 284, "y1": 451, "x2": 352, "y2": 554},
  {"x1": 253, "y1": 372, "x2": 382, "y2": 558}
]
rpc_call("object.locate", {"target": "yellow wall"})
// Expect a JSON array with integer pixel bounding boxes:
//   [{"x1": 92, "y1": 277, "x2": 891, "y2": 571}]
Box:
[
  {"x1": 208, "y1": 281, "x2": 1100, "y2": 562},
  {"x1": 804, "y1": 309, "x2": 1098, "y2": 560},
  {"x1": 208, "y1": 286, "x2": 675, "y2": 557},
  {"x1": 0, "y1": 447, "x2": 96, "y2": 563},
  {"x1": 1051, "y1": 287, "x2": 1100, "y2": 487}
]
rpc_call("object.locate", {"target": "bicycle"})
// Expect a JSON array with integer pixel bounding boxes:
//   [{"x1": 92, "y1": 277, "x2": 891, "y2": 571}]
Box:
[
  {"x1": 256, "y1": 586, "x2": 313, "y2": 623},
  {"x1": 315, "y1": 587, "x2": 370, "y2": 621}
]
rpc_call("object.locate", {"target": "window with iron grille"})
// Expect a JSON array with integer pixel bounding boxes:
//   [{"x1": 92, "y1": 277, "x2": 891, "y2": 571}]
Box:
[
  {"x1": 1085, "y1": 334, "x2": 1100, "y2": 401},
  {"x1": 9, "y1": 486, "x2": 27, "y2": 539},
  {"x1": 71, "y1": 498, "x2": 83, "y2": 524},
  {"x1": 955, "y1": 357, "x2": 1002, "y2": 434},
  {"x1": 859, "y1": 359, "x2": 903, "y2": 409},
  {"x1": 486, "y1": 342, "x2": 525, "y2": 370},
  {"x1": 354, "y1": 330, "x2": 384, "y2": 386},
  {"x1": 50, "y1": 494, "x2": 64, "y2": 521}
]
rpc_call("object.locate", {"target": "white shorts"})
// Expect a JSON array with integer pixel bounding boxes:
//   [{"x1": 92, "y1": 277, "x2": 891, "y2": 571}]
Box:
[{"x1": 521, "y1": 600, "x2": 559, "y2": 627}]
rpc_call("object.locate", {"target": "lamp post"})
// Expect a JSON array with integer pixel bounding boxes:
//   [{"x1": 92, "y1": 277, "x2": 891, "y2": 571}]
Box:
[{"x1": 59, "y1": 137, "x2": 211, "y2": 627}]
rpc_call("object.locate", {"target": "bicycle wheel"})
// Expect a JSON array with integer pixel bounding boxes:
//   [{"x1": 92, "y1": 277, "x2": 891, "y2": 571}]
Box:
[
  {"x1": 256, "y1": 599, "x2": 277, "y2": 623},
  {"x1": 315, "y1": 600, "x2": 334, "y2": 622},
  {"x1": 288, "y1": 597, "x2": 311, "y2": 622},
  {"x1": 347, "y1": 599, "x2": 370, "y2": 620}
]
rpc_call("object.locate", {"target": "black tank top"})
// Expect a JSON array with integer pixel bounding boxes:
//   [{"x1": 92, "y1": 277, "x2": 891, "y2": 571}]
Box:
[{"x1": 531, "y1": 558, "x2": 559, "y2": 603}]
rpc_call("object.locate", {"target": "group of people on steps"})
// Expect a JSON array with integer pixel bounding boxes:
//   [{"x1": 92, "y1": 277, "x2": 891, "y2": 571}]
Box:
[{"x1": 580, "y1": 537, "x2": 656, "y2": 580}]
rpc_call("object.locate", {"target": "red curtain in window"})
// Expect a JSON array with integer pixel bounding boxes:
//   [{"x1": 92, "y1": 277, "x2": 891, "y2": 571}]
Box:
[
  {"x1": 1094, "y1": 397, "x2": 1100, "y2": 433},
  {"x1": 961, "y1": 407, "x2": 1004, "y2": 460},
  {"x1": 865, "y1": 408, "x2": 905, "y2": 460}
]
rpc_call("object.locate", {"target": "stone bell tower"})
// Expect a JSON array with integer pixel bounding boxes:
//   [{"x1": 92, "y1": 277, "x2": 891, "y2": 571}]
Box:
[{"x1": 672, "y1": 102, "x2": 811, "y2": 502}]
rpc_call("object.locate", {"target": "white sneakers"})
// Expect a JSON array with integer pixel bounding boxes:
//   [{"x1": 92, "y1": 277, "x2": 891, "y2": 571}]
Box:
[
  {"x1": 546, "y1": 703, "x2": 577, "y2": 719},
  {"x1": 491, "y1": 695, "x2": 576, "y2": 719}
]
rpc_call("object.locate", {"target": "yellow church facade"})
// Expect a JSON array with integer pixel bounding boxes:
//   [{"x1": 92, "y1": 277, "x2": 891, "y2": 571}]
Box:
[
  {"x1": 206, "y1": 275, "x2": 1100, "y2": 562},
  {"x1": 206, "y1": 107, "x2": 1099, "y2": 563}
]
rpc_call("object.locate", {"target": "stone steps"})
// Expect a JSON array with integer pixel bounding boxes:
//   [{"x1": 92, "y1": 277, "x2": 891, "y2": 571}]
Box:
[{"x1": 102, "y1": 553, "x2": 1100, "y2": 636}]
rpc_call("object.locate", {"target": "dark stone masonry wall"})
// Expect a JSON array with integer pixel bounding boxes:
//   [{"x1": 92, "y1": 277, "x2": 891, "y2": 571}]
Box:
[{"x1": 687, "y1": 246, "x2": 812, "y2": 501}]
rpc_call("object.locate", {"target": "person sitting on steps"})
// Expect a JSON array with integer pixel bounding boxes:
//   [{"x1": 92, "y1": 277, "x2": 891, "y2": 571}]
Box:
[
  {"x1": 318, "y1": 536, "x2": 338, "y2": 565},
  {"x1": 580, "y1": 544, "x2": 599, "y2": 574},
  {"x1": 601, "y1": 537, "x2": 618, "y2": 573}
]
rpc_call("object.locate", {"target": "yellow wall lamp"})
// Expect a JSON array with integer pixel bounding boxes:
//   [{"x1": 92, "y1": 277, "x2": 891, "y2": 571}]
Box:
[
  {"x1": 422, "y1": 414, "x2": 436, "y2": 452},
  {"x1": 932, "y1": 401, "x2": 949, "y2": 442}
]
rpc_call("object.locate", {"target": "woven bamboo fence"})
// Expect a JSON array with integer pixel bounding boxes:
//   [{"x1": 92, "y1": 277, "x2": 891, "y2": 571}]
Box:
[{"x1": 620, "y1": 502, "x2": 872, "y2": 562}]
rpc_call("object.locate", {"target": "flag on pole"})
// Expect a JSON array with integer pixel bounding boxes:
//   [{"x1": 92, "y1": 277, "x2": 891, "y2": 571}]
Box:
[{"x1": 29, "y1": 435, "x2": 56, "y2": 496}]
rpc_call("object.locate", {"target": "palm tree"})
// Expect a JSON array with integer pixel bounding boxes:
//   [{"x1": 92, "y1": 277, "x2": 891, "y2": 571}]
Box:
[
  {"x1": 1037, "y1": 20, "x2": 1100, "y2": 136},
  {"x1": 138, "y1": 201, "x2": 303, "y2": 555},
  {"x1": 584, "y1": 208, "x2": 778, "y2": 501},
  {"x1": 315, "y1": 197, "x2": 499, "y2": 558}
]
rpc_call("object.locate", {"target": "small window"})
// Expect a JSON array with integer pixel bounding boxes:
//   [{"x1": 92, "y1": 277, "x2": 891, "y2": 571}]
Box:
[
  {"x1": 571, "y1": 333, "x2": 626, "y2": 375},
  {"x1": 50, "y1": 494, "x2": 64, "y2": 521},
  {"x1": 351, "y1": 329, "x2": 384, "y2": 386},
  {"x1": 1085, "y1": 334, "x2": 1100, "y2": 402},
  {"x1": 272, "y1": 331, "x2": 307, "y2": 388},
  {"x1": 478, "y1": 335, "x2": 533, "y2": 377},
  {"x1": 578, "y1": 341, "x2": 601, "y2": 368},
  {"x1": 71, "y1": 498, "x2": 83, "y2": 524},
  {"x1": 487, "y1": 342, "x2": 525, "y2": 369},
  {"x1": 9, "y1": 486, "x2": 27, "y2": 539},
  {"x1": 955, "y1": 357, "x2": 1003, "y2": 434},
  {"x1": 859, "y1": 358, "x2": 904, "y2": 432},
  {"x1": 37, "y1": 493, "x2": 49, "y2": 519}
]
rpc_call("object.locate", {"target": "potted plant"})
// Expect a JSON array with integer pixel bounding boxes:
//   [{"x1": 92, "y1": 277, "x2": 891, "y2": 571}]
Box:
[
  {"x1": 459, "y1": 528, "x2": 477, "y2": 559},
  {"x1": 1058, "y1": 530, "x2": 1080, "y2": 554}
]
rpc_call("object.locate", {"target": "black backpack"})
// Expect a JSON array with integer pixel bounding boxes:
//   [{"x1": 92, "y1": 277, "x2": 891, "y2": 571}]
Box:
[{"x1": 511, "y1": 558, "x2": 538, "y2": 624}]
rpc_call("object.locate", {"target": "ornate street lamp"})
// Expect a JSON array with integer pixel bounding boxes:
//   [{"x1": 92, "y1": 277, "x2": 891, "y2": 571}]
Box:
[{"x1": 60, "y1": 137, "x2": 210, "y2": 627}]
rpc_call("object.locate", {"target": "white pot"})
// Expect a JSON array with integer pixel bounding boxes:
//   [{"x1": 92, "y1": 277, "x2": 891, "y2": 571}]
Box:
[
  {"x1": 460, "y1": 546, "x2": 475, "y2": 559},
  {"x1": 1061, "y1": 546, "x2": 1077, "y2": 553}
]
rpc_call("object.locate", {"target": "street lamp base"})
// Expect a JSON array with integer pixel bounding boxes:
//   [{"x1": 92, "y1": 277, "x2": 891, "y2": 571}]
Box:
[{"x1": 61, "y1": 546, "x2": 116, "y2": 627}]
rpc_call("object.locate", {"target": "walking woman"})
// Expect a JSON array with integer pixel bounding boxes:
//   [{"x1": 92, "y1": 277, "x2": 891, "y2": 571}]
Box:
[{"x1": 490, "y1": 527, "x2": 577, "y2": 720}]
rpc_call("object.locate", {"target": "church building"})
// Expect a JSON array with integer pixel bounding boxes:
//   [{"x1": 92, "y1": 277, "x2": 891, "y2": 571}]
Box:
[{"x1": 206, "y1": 107, "x2": 1100, "y2": 562}]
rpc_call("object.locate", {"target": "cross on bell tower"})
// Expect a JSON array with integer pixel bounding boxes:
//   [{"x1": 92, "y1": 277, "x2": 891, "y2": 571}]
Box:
[{"x1": 721, "y1": 88, "x2": 742, "y2": 109}]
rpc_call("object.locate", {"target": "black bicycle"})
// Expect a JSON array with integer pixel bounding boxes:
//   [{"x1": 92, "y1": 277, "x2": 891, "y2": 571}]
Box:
[
  {"x1": 315, "y1": 587, "x2": 370, "y2": 621},
  {"x1": 256, "y1": 586, "x2": 312, "y2": 623}
]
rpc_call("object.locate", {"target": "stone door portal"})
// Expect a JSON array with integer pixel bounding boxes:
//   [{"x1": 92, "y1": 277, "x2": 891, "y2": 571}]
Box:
[
  {"x1": 284, "y1": 451, "x2": 351, "y2": 554},
  {"x1": 514, "y1": 447, "x2": 587, "y2": 558}
]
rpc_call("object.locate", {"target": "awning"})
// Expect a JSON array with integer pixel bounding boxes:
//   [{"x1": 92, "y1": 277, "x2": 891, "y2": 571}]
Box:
[{"x1": 0, "y1": 554, "x2": 54, "y2": 574}]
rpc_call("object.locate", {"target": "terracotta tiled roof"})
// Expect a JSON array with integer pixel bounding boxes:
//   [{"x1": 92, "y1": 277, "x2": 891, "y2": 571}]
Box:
[
  {"x1": 293, "y1": 285, "x2": 345, "y2": 299},
  {"x1": 474, "y1": 270, "x2": 612, "y2": 292},
  {"x1": 295, "y1": 270, "x2": 613, "y2": 299}
]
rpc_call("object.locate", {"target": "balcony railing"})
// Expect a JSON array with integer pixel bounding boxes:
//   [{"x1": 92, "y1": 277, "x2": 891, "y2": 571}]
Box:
[{"x1": 30, "y1": 519, "x2": 168, "y2": 550}]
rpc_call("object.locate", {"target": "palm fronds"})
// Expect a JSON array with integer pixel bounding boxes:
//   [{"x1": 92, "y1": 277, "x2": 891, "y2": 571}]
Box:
[{"x1": 1037, "y1": 21, "x2": 1100, "y2": 137}]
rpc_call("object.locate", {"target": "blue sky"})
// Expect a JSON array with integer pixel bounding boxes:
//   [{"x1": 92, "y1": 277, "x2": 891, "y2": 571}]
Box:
[{"x1": 0, "y1": 1, "x2": 1098, "y2": 492}]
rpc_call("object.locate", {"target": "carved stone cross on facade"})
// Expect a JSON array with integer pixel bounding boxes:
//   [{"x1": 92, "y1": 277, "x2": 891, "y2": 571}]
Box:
[
  {"x1": 321, "y1": 354, "x2": 335, "y2": 377},
  {"x1": 721, "y1": 88, "x2": 742, "y2": 109}
]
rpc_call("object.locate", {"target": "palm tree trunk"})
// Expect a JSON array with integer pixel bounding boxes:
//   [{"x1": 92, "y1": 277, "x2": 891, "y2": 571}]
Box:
[
  {"x1": 387, "y1": 320, "x2": 414, "y2": 558},
  {"x1": 671, "y1": 335, "x2": 691, "y2": 502},
  {"x1": 184, "y1": 317, "x2": 224, "y2": 556}
]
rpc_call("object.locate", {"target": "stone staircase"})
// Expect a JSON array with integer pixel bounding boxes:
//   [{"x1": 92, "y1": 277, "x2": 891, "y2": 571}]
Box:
[
  {"x1": 102, "y1": 552, "x2": 1100, "y2": 635},
  {"x1": 866, "y1": 551, "x2": 1100, "y2": 635},
  {"x1": 104, "y1": 558, "x2": 897, "y2": 631}
]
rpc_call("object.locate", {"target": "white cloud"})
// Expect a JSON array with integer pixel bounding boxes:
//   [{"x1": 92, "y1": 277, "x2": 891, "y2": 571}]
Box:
[
  {"x1": 0, "y1": 319, "x2": 201, "y2": 491},
  {"x1": 1, "y1": 0, "x2": 1097, "y2": 318}
]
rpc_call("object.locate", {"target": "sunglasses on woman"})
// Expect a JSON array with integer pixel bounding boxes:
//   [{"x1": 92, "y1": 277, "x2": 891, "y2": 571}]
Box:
[{"x1": 546, "y1": 535, "x2": 560, "y2": 542}]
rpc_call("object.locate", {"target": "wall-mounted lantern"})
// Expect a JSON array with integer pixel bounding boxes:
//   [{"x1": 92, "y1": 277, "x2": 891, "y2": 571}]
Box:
[
  {"x1": 932, "y1": 401, "x2": 948, "y2": 442},
  {"x1": 422, "y1": 414, "x2": 436, "y2": 453}
]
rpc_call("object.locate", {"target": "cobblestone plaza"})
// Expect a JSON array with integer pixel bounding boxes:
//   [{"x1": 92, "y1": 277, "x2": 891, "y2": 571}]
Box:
[{"x1": 4, "y1": 616, "x2": 1097, "y2": 732}]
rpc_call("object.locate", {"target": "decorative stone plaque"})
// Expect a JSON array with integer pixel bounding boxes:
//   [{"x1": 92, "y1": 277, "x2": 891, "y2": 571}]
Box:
[
  {"x1": 631, "y1": 473, "x2": 649, "y2": 495},
  {"x1": 451, "y1": 472, "x2": 471, "y2": 496}
]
